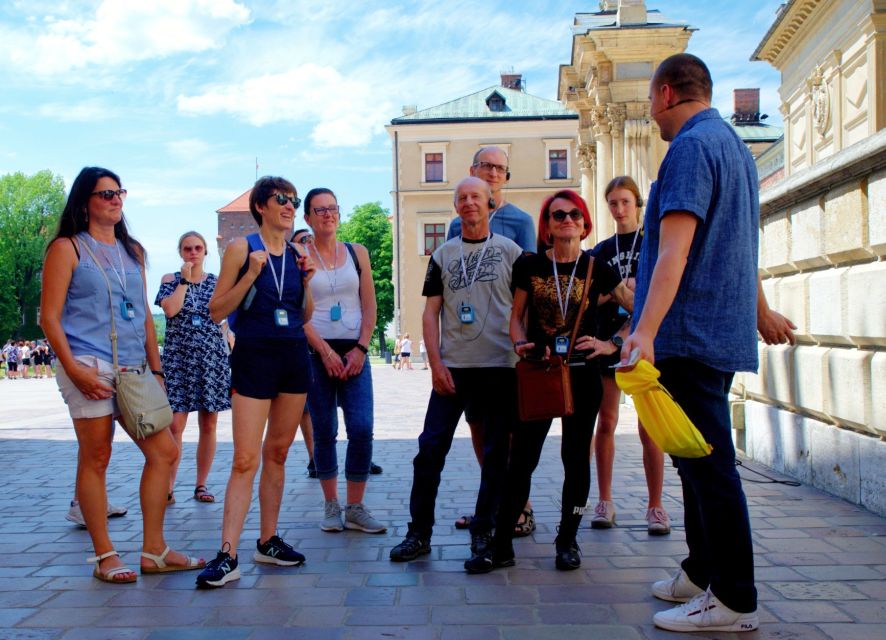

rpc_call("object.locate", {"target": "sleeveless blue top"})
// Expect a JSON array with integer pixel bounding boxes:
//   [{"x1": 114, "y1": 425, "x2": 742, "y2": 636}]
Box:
[
  {"x1": 233, "y1": 233, "x2": 306, "y2": 340},
  {"x1": 62, "y1": 232, "x2": 147, "y2": 364}
]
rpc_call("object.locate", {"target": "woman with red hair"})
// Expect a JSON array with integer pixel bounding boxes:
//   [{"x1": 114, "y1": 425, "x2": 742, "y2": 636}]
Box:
[{"x1": 466, "y1": 190, "x2": 634, "y2": 574}]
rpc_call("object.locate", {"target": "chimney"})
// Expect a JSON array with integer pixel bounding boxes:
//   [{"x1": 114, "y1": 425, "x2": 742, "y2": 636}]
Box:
[
  {"x1": 734, "y1": 89, "x2": 760, "y2": 115},
  {"x1": 401, "y1": 105, "x2": 417, "y2": 116},
  {"x1": 500, "y1": 72, "x2": 523, "y2": 91}
]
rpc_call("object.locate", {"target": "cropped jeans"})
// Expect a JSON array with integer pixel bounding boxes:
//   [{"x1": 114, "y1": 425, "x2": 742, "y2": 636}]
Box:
[{"x1": 308, "y1": 352, "x2": 374, "y2": 483}]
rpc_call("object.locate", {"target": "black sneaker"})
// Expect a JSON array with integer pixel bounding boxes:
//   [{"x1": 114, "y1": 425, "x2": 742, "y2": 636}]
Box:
[
  {"x1": 370, "y1": 462, "x2": 383, "y2": 475},
  {"x1": 307, "y1": 459, "x2": 317, "y2": 479},
  {"x1": 555, "y1": 536, "x2": 582, "y2": 571},
  {"x1": 254, "y1": 535, "x2": 305, "y2": 566},
  {"x1": 196, "y1": 548, "x2": 240, "y2": 588},
  {"x1": 390, "y1": 532, "x2": 431, "y2": 562},
  {"x1": 470, "y1": 531, "x2": 492, "y2": 555}
]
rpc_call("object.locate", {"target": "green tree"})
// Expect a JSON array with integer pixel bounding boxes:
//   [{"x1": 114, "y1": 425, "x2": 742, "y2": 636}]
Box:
[
  {"x1": 0, "y1": 171, "x2": 66, "y2": 339},
  {"x1": 337, "y1": 202, "x2": 394, "y2": 353}
]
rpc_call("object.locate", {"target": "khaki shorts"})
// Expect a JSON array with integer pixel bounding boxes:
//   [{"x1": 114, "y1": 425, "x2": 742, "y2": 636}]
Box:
[{"x1": 56, "y1": 355, "x2": 121, "y2": 420}]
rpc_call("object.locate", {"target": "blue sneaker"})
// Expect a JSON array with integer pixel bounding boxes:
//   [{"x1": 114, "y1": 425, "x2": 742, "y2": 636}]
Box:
[
  {"x1": 195, "y1": 546, "x2": 240, "y2": 588},
  {"x1": 254, "y1": 535, "x2": 305, "y2": 566}
]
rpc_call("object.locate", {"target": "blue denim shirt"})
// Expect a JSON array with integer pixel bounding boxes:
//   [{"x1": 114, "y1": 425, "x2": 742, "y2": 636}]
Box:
[
  {"x1": 447, "y1": 203, "x2": 536, "y2": 253},
  {"x1": 633, "y1": 109, "x2": 759, "y2": 373}
]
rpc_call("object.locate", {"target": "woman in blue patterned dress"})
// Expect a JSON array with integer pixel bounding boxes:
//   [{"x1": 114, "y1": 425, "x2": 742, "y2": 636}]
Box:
[{"x1": 156, "y1": 231, "x2": 232, "y2": 504}]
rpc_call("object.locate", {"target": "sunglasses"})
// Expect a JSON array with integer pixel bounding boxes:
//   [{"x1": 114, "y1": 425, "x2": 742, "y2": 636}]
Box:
[
  {"x1": 311, "y1": 205, "x2": 340, "y2": 216},
  {"x1": 293, "y1": 234, "x2": 313, "y2": 245},
  {"x1": 273, "y1": 193, "x2": 302, "y2": 209},
  {"x1": 91, "y1": 189, "x2": 127, "y2": 201},
  {"x1": 549, "y1": 209, "x2": 583, "y2": 222}
]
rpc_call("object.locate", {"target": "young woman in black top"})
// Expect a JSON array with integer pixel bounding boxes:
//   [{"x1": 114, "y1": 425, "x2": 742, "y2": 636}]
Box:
[{"x1": 590, "y1": 176, "x2": 669, "y2": 535}]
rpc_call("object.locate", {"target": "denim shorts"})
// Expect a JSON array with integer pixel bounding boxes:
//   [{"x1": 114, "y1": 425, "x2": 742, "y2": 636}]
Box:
[
  {"x1": 230, "y1": 337, "x2": 311, "y2": 399},
  {"x1": 56, "y1": 355, "x2": 121, "y2": 420}
]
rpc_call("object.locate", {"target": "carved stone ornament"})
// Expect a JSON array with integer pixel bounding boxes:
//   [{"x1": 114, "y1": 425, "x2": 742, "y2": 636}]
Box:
[
  {"x1": 810, "y1": 65, "x2": 830, "y2": 137},
  {"x1": 606, "y1": 104, "x2": 626, "y2": 137},
  {"x1": 577, "y1": 144, "x2": 597, "y2": 171},
  {"x1": 591, "y1": 105, "x2": 611, "y2": 135}
]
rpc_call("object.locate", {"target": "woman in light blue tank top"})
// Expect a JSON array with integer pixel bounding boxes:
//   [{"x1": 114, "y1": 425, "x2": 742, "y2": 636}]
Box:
[{"x1": 40, "y1": 167, "x2": 204, "y2": 584}]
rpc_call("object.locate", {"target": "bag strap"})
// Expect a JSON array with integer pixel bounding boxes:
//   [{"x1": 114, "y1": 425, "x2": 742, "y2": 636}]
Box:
[
  {"x1": 565, "y1": 254, "x2": 594, "y2": 361},
  {"x1": 77, "y1": 236, "x2": 120, "y2": 372},
  {"x1": 344, "y1": 242, "x2": 362, "y2": 277}
]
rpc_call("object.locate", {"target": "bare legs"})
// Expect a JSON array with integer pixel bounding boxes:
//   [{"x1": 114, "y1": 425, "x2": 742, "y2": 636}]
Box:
[
  {"x1": 220, "y1": 392, "x2": 305, "y2": 557},
  {"x1": 593, "y1": 375, "x2": 665, "y2": 510},
  {"x1": 168, "y1": 410, "x2": 218, "y2": 496}
]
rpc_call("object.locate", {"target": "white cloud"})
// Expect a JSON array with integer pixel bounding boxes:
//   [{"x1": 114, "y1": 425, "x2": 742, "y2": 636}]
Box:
[
  {"x1": 2, "y1": 0, "x2": 251, "y2": 75},
  {"x1": 37, "y1": 99, "x2": 113, "y2": 122},
  {"x1": 177, "y1": 63, "x2": 393, "y2": 147}
]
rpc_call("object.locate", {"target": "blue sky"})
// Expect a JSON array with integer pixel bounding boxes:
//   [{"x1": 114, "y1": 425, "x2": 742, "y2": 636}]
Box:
[{"x1": 0, "y1": 0, "x2": 784, "y2": 303}]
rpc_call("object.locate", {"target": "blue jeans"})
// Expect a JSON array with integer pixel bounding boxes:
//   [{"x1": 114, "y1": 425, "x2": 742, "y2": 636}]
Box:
[
  {"x1": 407, "y1": 367, "x2": 514, "y2": 539},
  {"x1": 658, "y1": 357, "x2": 757, "y2": 613},
  {"x1": 308, "y1": 353, "x2": 374, "y2": 482}
]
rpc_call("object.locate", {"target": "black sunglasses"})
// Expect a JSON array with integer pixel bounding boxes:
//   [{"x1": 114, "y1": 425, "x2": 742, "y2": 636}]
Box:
[
  {"x1": 549, "y1": 209, "x2": 582, "y2": 222},
  {"x1": 91, "y1": 189, "x2": 127, "y2": 201},
  {"x1": 273, "y1": 193, "x2": 301, "y2": 209},
  {"x1": 292, "y1": 234, "x2": 313, "y2": 245}
]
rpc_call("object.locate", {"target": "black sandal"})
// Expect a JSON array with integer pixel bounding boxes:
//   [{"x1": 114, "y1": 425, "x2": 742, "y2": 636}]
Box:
[
  {"x1": 514, "y1": 508, "x2": 536, "y2": 537},
  {"x1": 193, "y1": 485, "x2": 215, "y2": 503}
]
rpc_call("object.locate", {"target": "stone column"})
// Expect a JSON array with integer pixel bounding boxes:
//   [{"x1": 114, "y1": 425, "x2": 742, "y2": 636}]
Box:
[
  {"x1": 577, "y1": 143, "x2": 597, "y2": 246},
  {"x1": 592, "y1": 105, "x2": 613, "y2": 244},
  {"x1": 607, "y1": 103, "x2": 627, "y2": 178}
]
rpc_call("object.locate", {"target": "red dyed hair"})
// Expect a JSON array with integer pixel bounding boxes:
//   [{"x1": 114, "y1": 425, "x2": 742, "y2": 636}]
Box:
[{"x1": 536, "y1": 189, "x2": 593, "y2": 251}]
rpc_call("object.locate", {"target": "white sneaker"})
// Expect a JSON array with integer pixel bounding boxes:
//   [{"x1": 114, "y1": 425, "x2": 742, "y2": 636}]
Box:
[
  {"x1": 653, "y1": 588, "x2": 759, "y2": 632},
  {"x1": 321, "y1": 498, "x2": 344, "y2": 532},
  {"x1": 652, "y1": 569, "x2": 705, "y2": 603},
  {"x1": 344, "y1": 503, "x2": 387, "y2": 534},
  {"x1": 590, "y1": 500, "x2": 616, "y2": 529},
  {"x1": 66, "y1": 501, "x2": 128, "y2": 527},
  {"x1": 646, "y1": 507, "x2": 671, "y2": 535}
]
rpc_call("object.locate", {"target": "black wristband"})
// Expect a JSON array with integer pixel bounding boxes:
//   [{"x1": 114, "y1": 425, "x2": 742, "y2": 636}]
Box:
[
  {"x1": 178, "y1": 277, "x2": 190, "y2": 285},
  {"x1": 151, "y1": 370, "x2": 165, "y2": 378},
  {"x1": 355, "y1": 343, "x2": 369, "y2": 355}
]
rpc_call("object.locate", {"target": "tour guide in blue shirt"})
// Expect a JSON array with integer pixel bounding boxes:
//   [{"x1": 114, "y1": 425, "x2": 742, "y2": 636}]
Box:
[{"x1": 622, "y1": 54, "x2": 760, "y2": 634}]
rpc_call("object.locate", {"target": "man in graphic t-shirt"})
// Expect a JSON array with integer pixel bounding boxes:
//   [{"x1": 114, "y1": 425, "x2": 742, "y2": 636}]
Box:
[{"x1": 390, "y1": 177, "x2": 522, "y2": 570}]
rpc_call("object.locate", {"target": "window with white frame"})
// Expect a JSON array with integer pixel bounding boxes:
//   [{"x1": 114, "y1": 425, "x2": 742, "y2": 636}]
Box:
[
  {"x1": 548, "y1": 149, "x2": 568, "y2": 179},
  {"x1": 423, "y1": 223, "x2": 446, "y2": 255},
  {"x1": 543, "y1": 138, "x2": 573, "y2": 181},
  {"x1": 424, "y1": 153, "x2": 443, "y2": 182},
  {"x1": 419, "y1": 142, "x2": 449, "y2": 185}
]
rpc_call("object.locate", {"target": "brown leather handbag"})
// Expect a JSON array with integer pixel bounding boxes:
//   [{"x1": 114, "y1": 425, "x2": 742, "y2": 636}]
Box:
[{"x1": 515, "y1": 256, "x2": 594, "y2": 422}]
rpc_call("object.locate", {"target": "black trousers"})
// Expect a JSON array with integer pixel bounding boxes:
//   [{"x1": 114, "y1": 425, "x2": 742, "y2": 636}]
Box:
[{"x1": 496, "y1": 363, "x2": 603, "y2": 548}]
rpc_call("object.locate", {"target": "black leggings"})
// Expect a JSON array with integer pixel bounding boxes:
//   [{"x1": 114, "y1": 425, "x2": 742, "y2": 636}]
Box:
[{"x1": 497, "y1": 364, "x2": 603, "y2": 545}]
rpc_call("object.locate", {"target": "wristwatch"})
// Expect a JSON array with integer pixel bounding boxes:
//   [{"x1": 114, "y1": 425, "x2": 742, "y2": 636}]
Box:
[
  {"x1": 178, "y1": 277, "x2": 190, "y2": 285},
  {"x1": 610, "y1": 336, "x2": 624, "y2": 349}
]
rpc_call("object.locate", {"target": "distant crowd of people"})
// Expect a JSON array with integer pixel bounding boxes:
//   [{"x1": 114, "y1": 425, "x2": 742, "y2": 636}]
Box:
[
  {"x1": 1, "y1": 339, "x2": 54, "y2": 379},
  {"x1": 38, "y1": 54, "x2": 797, "y2": 633}
]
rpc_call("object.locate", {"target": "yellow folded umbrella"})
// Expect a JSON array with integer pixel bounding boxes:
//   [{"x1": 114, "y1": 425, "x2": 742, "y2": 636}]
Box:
[{"x1": 615, "y1": 359, "x2": 713, "y2": 458}]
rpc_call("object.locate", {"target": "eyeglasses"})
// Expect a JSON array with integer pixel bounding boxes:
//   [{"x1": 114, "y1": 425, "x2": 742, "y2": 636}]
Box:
[
  {"x1": 549, "y1": 209, "x2": 583, "y2": 222},
  {"x1": 91, "y1": 189, "x2": 127, "y2": 201},
  {"x1": 293, "y1": 234, "x2": 313, "y2": 245},
  {"x1": 312, "y1": 205, "x2": 340, "y2": 216},
  {"x1": 473, "y1": 161, "x2": 508, "y2": 173},
  {"x1": 273, "y1": 193, "x2": 302, "y2": 208}
]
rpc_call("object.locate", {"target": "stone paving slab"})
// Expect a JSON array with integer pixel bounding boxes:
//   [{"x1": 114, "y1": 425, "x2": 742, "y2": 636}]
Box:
[{"x1": 0, "y1": 367, "x2": 885, "y2": 639}]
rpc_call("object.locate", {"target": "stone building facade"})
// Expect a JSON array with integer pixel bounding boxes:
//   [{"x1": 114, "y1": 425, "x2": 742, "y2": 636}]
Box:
[
  {"x1": 385, "y1": 76, "x2": 579, "y2": 340},
  {"x1": 738, "y1": 0, "x2": 886, "y2": 515}
]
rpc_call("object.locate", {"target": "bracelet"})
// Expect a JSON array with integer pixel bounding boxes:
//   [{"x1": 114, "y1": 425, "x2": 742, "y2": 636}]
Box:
[
  {"x1": 355, "y1": 343, "x2": 368, "y2": 355},
  {"x1": 178, "y1": 277, "x2": 190, "y2": 286},
  {"x1": 324, "y1": 350, "x2": 335, "y2": 360},
  {"x1": 151, "y1": 370, "x2": 165, "y2": 378}
]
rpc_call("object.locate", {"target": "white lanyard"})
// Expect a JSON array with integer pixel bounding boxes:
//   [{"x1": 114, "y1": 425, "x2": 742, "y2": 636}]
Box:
[
  {"x1": 458, "y1": 233, "x2": 493, "y2": 299},
  {"x1": 257, "y1": 236, "x2": 286, "y2": 302},
  {"x1": 90, "y1": 236, "x2": 128, "y2": 296},
  {"x1": 614, "y1": 229, "x2": 640, "y2": 282},
  {"x1": 313, "y1": 242, "x2": 338, "y2": 296},
  {"x1": 552, "y1": 251, "x2": 580, "y2": 324}
]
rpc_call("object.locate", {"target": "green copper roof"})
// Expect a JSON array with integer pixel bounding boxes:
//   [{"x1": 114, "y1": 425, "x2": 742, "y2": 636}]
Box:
[
  {"x1": 726, "y1": 119, "x2": 783, "y2": 142},
  {"x1": 391, "y1": 86, "x2": 577, "y2": 124}
]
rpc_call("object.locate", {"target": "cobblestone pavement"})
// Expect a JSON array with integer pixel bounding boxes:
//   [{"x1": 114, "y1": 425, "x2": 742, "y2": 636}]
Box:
[{"x1": 0, "y1": 366, "x2": 884, "y2": 639}]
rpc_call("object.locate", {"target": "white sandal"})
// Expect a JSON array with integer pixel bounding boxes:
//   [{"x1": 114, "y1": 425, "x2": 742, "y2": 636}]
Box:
[
  {"x1": 141, "y1": 546, "x2": 205, "y2": 574},
  {"x1": 88, "y1": 550, "x2": 136, "y2": 583}
]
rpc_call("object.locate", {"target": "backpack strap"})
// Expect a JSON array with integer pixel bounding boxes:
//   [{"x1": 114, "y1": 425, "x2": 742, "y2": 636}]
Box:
[{"x1": 344, "y1": 242, "x2": 361, "y2": 277}]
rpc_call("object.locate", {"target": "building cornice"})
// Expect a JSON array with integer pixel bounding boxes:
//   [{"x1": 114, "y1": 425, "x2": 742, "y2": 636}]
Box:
[
  {"x1": 751, "y1": 0, "x2": 823, "y2": 65},
  {"x1": 759, "y1": 128, "x2": 886, "y2": 216}
]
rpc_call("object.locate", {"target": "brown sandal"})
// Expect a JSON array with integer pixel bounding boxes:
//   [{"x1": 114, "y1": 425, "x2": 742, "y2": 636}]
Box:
[{"x1": 194, "y1": 485, "x2": 215, "y2": 503}]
